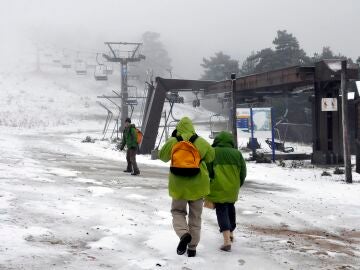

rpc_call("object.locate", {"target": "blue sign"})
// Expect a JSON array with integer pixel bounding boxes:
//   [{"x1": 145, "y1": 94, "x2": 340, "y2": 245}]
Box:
[{"x1": 237, "y1": 118, "x2": 249, "y2": 129}]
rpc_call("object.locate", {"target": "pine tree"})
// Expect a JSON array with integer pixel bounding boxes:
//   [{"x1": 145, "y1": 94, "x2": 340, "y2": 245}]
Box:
[
  {"x1": 131, "y1": 31, "x2": 172, "y2": 82},
  {"x1": 272, "y1": 30, "x2": 310, "y2": 67},
  {"x1": 240, "y1": 52, "x2": 257, "y2": 76},
  {"x1": 239, "y1": 30, "x2": 310, "y2": 75},
  {"x1": 200, "y1": 51, "x2": 239, "y2": 81}
]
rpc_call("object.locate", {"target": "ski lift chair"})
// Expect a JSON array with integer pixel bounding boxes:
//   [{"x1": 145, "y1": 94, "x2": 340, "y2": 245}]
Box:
[
  {"x1": 265, "y1": 123, "x2": 294, "y2": 153},
  {"x1": 105, "y1": 64, "x2": 113, "y2": 75},
  {"x1": 265, "y1": 106, "x2": 294, "y2": 153},
  {"x1": 75, "y1": 62, "x2": 87, "y2": 75},
  {"x1": 166, "y1": 92, "x2": 184, "y2": 103},
  {"x1": 209, "y1": 113, "x2": 223, "y2": 139},
  {"x1": 62, "y1": 62, "x2": 72, "y2": 69},
  {"x1": 192, "y1": 91, "x2": 201, "y2": 107},
  {"x1": 94, "y1": 65, "x2": 108, "y2": 81},
  {"x1": 265, "y1": 138, "x2": 294, "y2": 153}
]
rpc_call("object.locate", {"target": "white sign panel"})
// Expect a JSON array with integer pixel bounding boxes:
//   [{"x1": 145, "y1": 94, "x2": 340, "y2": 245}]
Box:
[
  {"x1": 321, "y1": 98, "x2": 338, "y2": 112},
  {"x1": 236, "y1": 107, "x2": 272, "y2": 131},
  {"x1": 348, "y1": 92, "x2": 355, "y2": 100},
  {"x1": 356, "y1": 81, "x2": 360, "y2": 96},
  {"x1": 252, "y1": 108, "x2": 272, "y2": 131}
]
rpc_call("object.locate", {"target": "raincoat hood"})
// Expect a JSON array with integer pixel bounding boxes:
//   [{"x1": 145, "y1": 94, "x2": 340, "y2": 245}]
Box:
[
  {"x1": 176, "y1": 117, "x2": 195, "y2": 137},
  {"x1": 212, "y1": 131, "x2": 235, "y2": 148}
]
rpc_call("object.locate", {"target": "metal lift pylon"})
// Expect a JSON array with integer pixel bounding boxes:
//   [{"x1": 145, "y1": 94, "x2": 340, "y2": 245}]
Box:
[{"x1": 97, "y1": 101, "x2": 114, "y2": 140}]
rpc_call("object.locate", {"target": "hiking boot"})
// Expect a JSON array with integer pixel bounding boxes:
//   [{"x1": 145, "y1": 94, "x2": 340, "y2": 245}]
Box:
[
  {"x1": 220, "y1": 230, "x2": 231, "y2": 252},
  {"x1": 220, "y1": 244, "x2": 231, "y2": 252},
  {"x1": 177, "y1": 233, "x2": 192, "y2": 255},
  {"x1": 187, "y1": 249, "x2": 196, "y2": 257},
  {"x1": 123, "y1": 170, "x2": 132, "y2": 173},
  {"x1": 131, "y1": 171, "x2": 140, "y2": 176}
]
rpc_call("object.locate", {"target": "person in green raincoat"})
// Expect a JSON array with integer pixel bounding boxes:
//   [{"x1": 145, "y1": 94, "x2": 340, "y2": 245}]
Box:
[
  {"x1": 119, "y1": 118, "x2": 140, "y2": 175},
  {"x1": 159, "y1": 117, "x2": 215, "y2": 257},
  {"x1": 206, "y1": 131, "x2": 246, "y2": 252}
]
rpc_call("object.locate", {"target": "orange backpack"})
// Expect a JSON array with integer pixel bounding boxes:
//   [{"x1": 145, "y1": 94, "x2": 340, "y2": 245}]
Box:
[
  {"x1": 170, "y1": 134, "x2": 201, "y2": 176},
  {"x1": 135, "y1": 128, "x2": 143, "y2": 144}
]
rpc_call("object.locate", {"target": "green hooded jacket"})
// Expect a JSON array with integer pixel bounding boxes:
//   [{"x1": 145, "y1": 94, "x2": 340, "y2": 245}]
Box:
[
  {"x1": 159, "y1": 117, "x2": 215, "y2": 201},
  {"x1": 206, "y1": 131, "x2": 246, "y2": 203},
  {"x1": 120, "y1": 124, "x2": 138, "y2": 149}
]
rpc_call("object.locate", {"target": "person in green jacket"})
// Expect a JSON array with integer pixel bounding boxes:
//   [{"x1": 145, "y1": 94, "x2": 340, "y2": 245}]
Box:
[
  {"x1": 206, "y1": 131, "x2": 246, "y2": 252},
  {"x1": 159, "y1": 117, "x2": 215, "y2": 257},
  {"x1": 119, "y1": 117, "x2": 140, "y2": 175}
]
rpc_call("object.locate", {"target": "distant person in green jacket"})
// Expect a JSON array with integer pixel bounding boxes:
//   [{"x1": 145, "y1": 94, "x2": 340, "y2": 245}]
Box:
[
  {"x1": 206, "y1": 131, "x2": 246, "y2": 252},
  {"x1": 119, "y1": 117, "x2": 140, "y2": 176},
  {"x1": 159, "y1": 117, "x2": 215, "y2": 257}
]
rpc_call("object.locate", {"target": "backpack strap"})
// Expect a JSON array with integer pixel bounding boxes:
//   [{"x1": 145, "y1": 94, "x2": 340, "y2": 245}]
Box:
[
  {"x1": 176, "y1": 135, "x2": 183, "y2": 142},
  {"x1": 189, "y1": 134, "x2": 203, "y2": 162},
  {"x1": 189, "y1": 134, "x2": 198, "y2": 143}
]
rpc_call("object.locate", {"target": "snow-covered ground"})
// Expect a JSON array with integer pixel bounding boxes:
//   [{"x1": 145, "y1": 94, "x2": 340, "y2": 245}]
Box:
[{"x1": 1, "y1": 55, "x2": 360, "y2": 270}]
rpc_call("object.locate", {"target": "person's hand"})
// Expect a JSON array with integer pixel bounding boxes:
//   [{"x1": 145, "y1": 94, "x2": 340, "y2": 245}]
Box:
[{"x1": 204, "y1": 200, "x2": 215, "y2": 209}]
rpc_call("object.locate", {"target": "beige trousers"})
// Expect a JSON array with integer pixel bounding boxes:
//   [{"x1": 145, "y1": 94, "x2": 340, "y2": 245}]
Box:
[{"x1": 171, "y1": 198, "x2": 203, "y2": 250}]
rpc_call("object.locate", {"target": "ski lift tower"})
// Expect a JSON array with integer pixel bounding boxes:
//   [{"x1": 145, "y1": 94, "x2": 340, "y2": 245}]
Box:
[{"x1": 102, "y1": 42, "x2": 145, "y2": 130}]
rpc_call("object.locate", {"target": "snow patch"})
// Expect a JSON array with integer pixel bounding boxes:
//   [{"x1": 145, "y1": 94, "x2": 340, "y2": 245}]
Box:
[
  {"x1": 48, "y1": 167, "x2": 79, "y2": 177},
  {"x1": 100, "y1": 226, "x2": 134, "y2": 236},
  {"x1": 32, "y1": 177, "x2": 56, "y2": 183},
  {"x1": 144, "y1": 230, "x2": 177, "y2": 257},
  {"x1": 0, "y1": 224, "x2": 57, "y2": 261},
  {"x1": 74, "y1": 177, "x2": 103, "y2": 185},
  {"x1": 242, "y1": 210, "x2": 255, "y2": 215},
  {"x1": 0, "y1": 191, "x2": 15, "y2": 210},
  {"x1": 154, "y1": 210, "x2": 171, "y2": 219},
  {"x1": 87, "y1": 186, "x2": 114, "y2": 196},
  {"x1": 125, "y1": 194, "x2": 147, "y2": 200},
  {"x1": 128, "y1": 258, "x2": 167, "y2": 269},
  {"x1": 87, "y1": 236, "x2": 122, "y2": 250}
]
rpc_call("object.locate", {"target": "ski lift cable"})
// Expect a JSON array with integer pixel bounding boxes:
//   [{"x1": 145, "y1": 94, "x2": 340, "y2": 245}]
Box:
[
  {"x1": 275, "y1": 108, "x2": 289, "y2": 126},
  {"x1": 59, "y1": 45, "x2": 104, "y2": 56},
  {"x1": 138, "y1": 82, "x2": 150, "y2": 128},
  {"x1": 96, "y1": 53, "x2": 106, "y2": 65},
  {"x1": 156, "y1": 101, "x2": 176, "y2": 149},
  {"x1": 137, "y1": 79, "x2": 152, "y2": 128},
  {"x1": 170, "y1": 107, "x2": 180, "y2": 122},
  {"x1": 48, "y1": 42, "x2": 105, "y2": 55}
]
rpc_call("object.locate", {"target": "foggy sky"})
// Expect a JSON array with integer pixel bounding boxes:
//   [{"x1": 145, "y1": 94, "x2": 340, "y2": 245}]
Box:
[{"x1": 1, "y1": 0, "x2": 359, "y2": 78}]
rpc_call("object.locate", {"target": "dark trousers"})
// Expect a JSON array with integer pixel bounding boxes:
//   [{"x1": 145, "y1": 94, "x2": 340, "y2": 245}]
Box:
[
  {"x1": 126, "y1": 148, "x2": 139, "y2": 173},
  {"x1": 215, "y1": 203, "x2": 236, "y2": 232}
]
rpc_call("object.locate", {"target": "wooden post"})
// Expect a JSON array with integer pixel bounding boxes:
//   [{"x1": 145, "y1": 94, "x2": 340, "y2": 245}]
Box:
[
  {"x1": 231, "y1": 74, "x2": 238, "y2": 149},
  {"x1": 341, "y1": 60, "x2": 352, "y2": 183}
]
